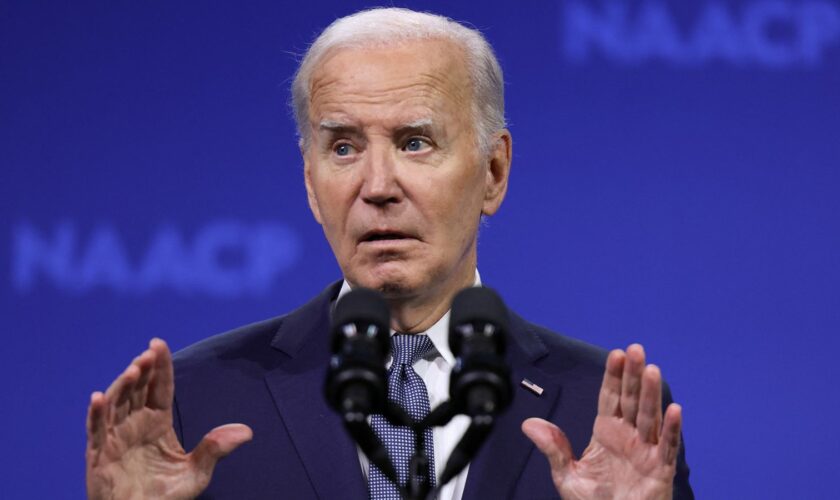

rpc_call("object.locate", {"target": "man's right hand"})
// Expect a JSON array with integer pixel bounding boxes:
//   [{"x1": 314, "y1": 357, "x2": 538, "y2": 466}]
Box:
[{"x1": 85, "y1": 338, "x2": 253, "y2": 500}]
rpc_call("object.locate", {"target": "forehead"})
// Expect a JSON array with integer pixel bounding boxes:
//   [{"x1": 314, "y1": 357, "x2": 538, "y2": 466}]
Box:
[{"x1": 307, "y1": 38, "x2": 473, "y2": 127}]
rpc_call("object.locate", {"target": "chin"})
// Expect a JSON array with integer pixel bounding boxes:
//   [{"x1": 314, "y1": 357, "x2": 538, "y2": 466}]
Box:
[
  {"x1": 350, "y1": 263, "x2": 427, "y2": 299},
  {"x1": 376, "y1": 281, "x2": 415, "y2": 298}
]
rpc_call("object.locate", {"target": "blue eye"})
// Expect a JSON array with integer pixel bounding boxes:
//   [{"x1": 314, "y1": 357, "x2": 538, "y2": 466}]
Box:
[
  {"x1": 403, "y1": 138, "x2": 427, "y2": 152},
  {"x1": 334, "y1": 143, "x2": 353, "y2": 156}
]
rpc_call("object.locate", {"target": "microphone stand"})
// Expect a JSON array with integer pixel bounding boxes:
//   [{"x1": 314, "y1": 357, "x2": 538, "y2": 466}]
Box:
[
  {"x1": 420, "y1": 401, "x2": 497, "y2": 498},
  {"x1": 340, "y1": 398, "x2": 498, "y2": 500},
  {"x1": 340, "y1": 400, "x2": 440, "y2": 500}
]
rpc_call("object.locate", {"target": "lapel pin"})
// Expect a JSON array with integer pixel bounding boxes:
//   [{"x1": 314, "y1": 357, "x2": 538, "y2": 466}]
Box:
[{"x1": 520, "y1": 378, "x2": 544, "y2": 396}]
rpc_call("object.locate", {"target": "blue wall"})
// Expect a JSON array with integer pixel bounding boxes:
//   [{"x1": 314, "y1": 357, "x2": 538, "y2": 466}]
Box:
[{"x1": 2, "y1": 1, "x2": 838, "y2": 497}]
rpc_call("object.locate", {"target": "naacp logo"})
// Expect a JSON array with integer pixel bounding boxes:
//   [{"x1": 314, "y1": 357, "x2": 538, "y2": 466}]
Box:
[
  {"x1": 562, "y1": 1, "x2": 840, "y2": 68},
  {"x1": 12, "y1": 221, "x2": 302, "y2": 297}
]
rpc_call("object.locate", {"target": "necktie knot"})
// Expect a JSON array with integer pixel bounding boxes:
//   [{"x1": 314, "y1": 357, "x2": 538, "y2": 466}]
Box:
[{"x1": 390, "y1": 334, "x2": 435, "y2": 368}]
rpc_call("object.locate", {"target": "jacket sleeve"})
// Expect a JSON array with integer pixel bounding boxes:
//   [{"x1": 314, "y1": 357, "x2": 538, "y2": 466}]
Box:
[
  {"x1": 663, "y1": 382, "x2": 694, "y2": 499},
  {"x1": 172, "y1": 395, "x2": 185, "y2": 447}
]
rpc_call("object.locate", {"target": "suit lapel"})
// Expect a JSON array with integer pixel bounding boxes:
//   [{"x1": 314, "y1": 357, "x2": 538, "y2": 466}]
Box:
[
  {"x1": 461, "y1": 313, "x2": 562, "y2": 500},
  {"x1": 263, "y1": 282, "x2": 368, "y2": 499}
]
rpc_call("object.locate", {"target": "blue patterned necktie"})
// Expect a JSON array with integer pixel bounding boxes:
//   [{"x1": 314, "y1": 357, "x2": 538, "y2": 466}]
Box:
[{"x1": 369, "y1": 334, "x2": 436, "y2": 499}]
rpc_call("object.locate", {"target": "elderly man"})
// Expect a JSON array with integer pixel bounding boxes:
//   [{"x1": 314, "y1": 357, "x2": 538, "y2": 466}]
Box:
[{"x1": 86, "y1": 8, "x2": 692, "y2": 499}]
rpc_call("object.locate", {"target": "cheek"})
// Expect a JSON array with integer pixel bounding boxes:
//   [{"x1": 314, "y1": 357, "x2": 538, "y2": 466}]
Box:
[
  {"x1": 428, "y1": 173, "x2": 485, "y2": 243},
  {"x1": 451, "y1": 164, "x2": 487, "y2": 210},
  {"x1": 312, "y1": 179, "x2": 352, "y2": 237}
]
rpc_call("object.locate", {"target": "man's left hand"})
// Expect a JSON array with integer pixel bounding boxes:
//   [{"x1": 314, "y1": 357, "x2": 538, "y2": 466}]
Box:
[{"x1": 522, "y1": 344, "x2": 682, "y2": 499}]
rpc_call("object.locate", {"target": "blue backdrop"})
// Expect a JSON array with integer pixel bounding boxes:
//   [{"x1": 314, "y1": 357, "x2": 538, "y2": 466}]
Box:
[{"x1": 2, "y1": 1, "x2": 838, "y2": 497}]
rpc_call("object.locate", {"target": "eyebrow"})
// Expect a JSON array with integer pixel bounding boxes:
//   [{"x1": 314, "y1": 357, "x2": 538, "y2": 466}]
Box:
[
  {"x1": 318, "y1": 120, "x2": 360, "y2": 135},
  {"x1": 395, "y1": 119, "x2": 435, "y2": 136},
  {"x1": 317, "y1": 118, "x2": 436, "y2": 136}
]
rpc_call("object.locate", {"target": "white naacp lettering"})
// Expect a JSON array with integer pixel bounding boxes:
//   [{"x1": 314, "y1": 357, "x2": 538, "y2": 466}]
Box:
[
  {"x1": 563, "y1": 1, "x2": 840, "y2": 68},
  {"x1": 10, "y1": 221, "x2": 301, "y2": 296}
]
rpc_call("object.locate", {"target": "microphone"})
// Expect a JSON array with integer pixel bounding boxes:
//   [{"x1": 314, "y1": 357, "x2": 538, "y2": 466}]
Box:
[
  {"x1": 324, "y1": 287, "x2": 400, "y2": 484},
  {"x1": 448, "y1": 286, "x2": 513, "y2": 417},
  {"x1": 437, "y1": 286, "x2": 514, "y2": 487},
  {"x1": 438, "y1": 418, "x2": 494, "y2": 486},
  {"x1": 324, "y1": 287, "x2": 390, "y2": 417}
]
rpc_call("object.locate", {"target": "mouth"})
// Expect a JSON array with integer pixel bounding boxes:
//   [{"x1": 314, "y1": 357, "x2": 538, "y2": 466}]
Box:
[{"x1": 359, "y1": 230, "x2": 416, "y2": 243}]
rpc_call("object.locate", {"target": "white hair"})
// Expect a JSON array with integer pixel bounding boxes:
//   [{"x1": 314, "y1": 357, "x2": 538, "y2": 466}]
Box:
[{"x1": 291, "y1": 7, "x2": 506, "y2": 154}]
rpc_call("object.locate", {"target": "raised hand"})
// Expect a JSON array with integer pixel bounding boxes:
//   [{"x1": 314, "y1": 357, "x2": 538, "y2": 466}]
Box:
[
  {"x1": 85, "y1": 338, "x2": 253, "y2": 500},
  {"x1": 522, "y1": 344, "x2": 682, "y2": 499}
]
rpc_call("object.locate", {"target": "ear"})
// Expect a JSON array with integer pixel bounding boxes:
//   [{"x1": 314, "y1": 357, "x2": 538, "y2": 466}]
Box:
[
  {"x1": 302, "y1": 141, "x2": 324, "y2": 224},
  {"x1": 481, "y1": 129, "x2": 512, "y2": 216}
]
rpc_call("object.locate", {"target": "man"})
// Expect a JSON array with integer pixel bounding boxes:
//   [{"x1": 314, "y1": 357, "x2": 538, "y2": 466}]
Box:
[{"x1": 86, "y1": 8, "x2": 692, "y2": 499}]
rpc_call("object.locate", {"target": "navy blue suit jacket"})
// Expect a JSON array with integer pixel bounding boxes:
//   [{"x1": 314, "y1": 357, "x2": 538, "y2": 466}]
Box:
[{"x1": 173, "y1": 282, "x2": 693, "y2": 499}]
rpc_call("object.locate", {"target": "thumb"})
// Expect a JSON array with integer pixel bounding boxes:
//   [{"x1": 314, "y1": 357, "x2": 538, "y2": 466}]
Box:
[
  {"x1": 522, "y1": 418, "x2": 574, "y2": 478},
  {"x1": 190, "y1": 423, "x2": 253, "y2": 475}
]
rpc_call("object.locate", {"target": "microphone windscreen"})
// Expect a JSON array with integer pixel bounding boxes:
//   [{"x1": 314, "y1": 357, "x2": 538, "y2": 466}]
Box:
[
  {"x1": 332, "y1": 287, "x2": 390, "y2": 339},
  {"x1": 449, "y1": 287, "x2": 510, "y2": 355}
]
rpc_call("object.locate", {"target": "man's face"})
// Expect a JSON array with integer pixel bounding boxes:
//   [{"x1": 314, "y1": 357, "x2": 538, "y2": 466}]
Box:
[{"x1": 303, "y1": 38, "x2": 509, "y2": 302}]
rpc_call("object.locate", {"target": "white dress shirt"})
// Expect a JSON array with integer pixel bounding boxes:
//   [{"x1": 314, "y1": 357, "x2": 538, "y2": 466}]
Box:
[{"x1": 339, "y1": 273, "x2": 481, "y2": 500}]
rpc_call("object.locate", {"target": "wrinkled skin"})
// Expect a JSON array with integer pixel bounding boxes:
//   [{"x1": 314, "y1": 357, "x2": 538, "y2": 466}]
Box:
[
  {"x1": 522, "y1": 344, "x2": 682, "y2": 499},
  {"x1": 85, "y1": 339, "x2": 252, "y2": 499},
  {"x1": 302, "y1": 39, "x2": 511, "y2": 333}
]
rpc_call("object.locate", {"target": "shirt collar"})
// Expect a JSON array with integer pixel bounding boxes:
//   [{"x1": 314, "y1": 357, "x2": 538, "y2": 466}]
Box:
[{"x1": 337, "y1": 270, "x2": 482, "y2": 367}]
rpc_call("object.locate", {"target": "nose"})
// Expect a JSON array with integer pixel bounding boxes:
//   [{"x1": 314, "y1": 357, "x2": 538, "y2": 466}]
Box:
[{"x1": 359, "y1": 146, "x2": 403, "y2": 206}]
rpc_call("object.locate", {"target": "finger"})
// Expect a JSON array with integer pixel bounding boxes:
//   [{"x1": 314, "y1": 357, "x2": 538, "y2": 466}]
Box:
[
  {"x1": 597, "y1": 350, "x2": 625, "y2": 417},
  {"x1": 86, "y1": 391, "x2": 108, "y2": 450},
  {"x1": 105, "y1": 364, "x2": 140, "y2": 426},
  {"x1": 190, "y1": 424, "x2": 254, "y2": 478},
  {"x1": 636, "y1": 364, "x2": 663, "y2": 444},
  {"x1": 129, "y1": 350, "x2": 155, "y2": 412},
  {"x1": 659, "y1": 403, "x2": 682, "y2": 465},
  {"x1": 521, "y1": 417, "x2": 575, "y2": 484},
  {"x1": 147, "y1": 338, "x2": 175, "y2": 410},
  {"x1": 620, "y1": 344, "x2": 645, "y2": 425}
]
